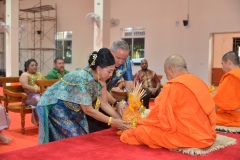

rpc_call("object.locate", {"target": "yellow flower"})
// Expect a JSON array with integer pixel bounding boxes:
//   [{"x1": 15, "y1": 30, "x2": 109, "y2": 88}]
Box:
[
  {"x1": 128, "y1": 93, "x2": 141, "y2": 112},
  {"x1": 209, "y1": 85, "x2": 215, "y2": 95}
]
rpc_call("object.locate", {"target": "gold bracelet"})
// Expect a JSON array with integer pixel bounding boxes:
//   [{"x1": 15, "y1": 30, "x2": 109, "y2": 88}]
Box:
[{"x1": 108, "y1": 117, "x2": 113, "y2": 126}]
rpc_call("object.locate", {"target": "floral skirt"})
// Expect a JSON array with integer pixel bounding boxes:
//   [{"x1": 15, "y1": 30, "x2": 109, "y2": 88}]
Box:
[{"x1": 37, "y1": 100, "x2": 89, "y2": 144}]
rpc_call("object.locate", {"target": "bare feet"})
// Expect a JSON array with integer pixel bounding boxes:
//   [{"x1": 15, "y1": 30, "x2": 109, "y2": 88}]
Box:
[{"x1": 0, "y1": 133, "x2": 11, "y2": 144}]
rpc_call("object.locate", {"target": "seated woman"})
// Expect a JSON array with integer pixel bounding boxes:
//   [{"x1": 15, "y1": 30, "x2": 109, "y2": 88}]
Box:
[
  {"x1": 36, "y1": 48, "x2": 130, "y2": 144},
  {"x1": 0, "y1": 103, "x2": 11, "y2": 144},
  {"x1": 19, "y1": 59, "x2": 46, "y2": 106},
  {"x1": 19, "y1": 59, "x2": 46, "y2": 125}
]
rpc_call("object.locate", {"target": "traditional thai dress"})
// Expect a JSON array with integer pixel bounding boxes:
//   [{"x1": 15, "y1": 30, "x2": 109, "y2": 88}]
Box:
[
  {"x1": 24, "y1": 72, "x2": 45, "y2": 106},
  {"x1": 36, "y1": 68, "x2": 102, "y2": 144}
]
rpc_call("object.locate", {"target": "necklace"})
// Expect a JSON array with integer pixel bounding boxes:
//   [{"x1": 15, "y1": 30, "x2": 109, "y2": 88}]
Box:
[
  {"x1": 95, "y1": 95, "x2": 100, "y2": 111},
  {"x1": 28, "y1": 72, "x2": 39, "y2": 86}
]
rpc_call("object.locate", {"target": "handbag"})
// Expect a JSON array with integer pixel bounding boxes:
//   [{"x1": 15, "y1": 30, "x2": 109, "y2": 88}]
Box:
[{"x1": 0, "y1": 104, "x2": 11, "y2": 130}]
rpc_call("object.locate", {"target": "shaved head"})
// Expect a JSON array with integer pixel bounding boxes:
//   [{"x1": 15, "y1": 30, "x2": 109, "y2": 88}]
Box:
[
  {"x1": 164, "y1": 55, "x2": 188, "y2": 80},
  {"x1": 222, "y1": 51, "x2": 239, "y2": 66},
  {"x1": 164, "y1": 55, "x2": 187, "y2": 71}
]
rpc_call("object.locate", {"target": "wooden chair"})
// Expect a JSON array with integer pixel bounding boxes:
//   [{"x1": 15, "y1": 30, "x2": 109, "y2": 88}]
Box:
[
  {"x1": 157, "y1": 75, "x2": 164, "y2": 88},
  {"x1": 36, "y1": 79, "x2": 58, "y2": 95},
  {"x1": 0, "y1": 77, "x2": 32, "y2": 134},
  {"x1": 150, "y1": 75, "x2": 163, "y2": 102}
]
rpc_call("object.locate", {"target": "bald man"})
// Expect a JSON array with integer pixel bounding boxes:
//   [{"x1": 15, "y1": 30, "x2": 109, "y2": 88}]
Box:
[
  {"x1": 214, "y1": 51, "x2": 240, "y2": 127},
  {"x1": 134, "y1": 59, "x2": 161, "y2": 108},
  {"x1": 120, "y1": 55, "x2": 216, "y2": 149}
]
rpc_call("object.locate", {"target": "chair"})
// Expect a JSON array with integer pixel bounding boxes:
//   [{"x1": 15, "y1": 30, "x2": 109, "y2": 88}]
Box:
[
  {"x1": 150, "y1": 75, "x2": 163, "y2": 102},
  {"x1": 36, "y1": 79, "x2": 58, "y2": 95},
  {"x1": 0, "y1": 77, "x2": 32, "y2": 134},
  {"x1": 157, "y1": 75, "x2": 164, "y2": 88}
]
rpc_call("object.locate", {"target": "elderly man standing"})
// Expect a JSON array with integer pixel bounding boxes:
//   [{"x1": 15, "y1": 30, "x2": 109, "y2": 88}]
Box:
[
  {"x1": 134, "y1": 59, "x2": 161, "y2": 108},
  {"x1": 214, "y1": 51, "x2": 240, "y2": 127},
  {"x1": 46, "y1": 57, "x2": 70, "y2": 80},
  {"x1": 107, "y1": 40, "x2": 134, "y2": 113},
  {"x1": 120, "y1": 55, "x2": 216, "y2": 149}
]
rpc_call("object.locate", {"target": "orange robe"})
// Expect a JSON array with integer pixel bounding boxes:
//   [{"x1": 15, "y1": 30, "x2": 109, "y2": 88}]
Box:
[
  {"x1": 120, "y1": 74, "x2": 216, "y2": 149},
  {"x1": 213, "y1": 68, "x2": 240, "y2": 127}
]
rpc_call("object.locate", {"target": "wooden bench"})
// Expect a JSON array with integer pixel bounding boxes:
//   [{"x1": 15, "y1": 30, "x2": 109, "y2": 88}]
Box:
[
  {"x1": 0, "y1": 77, "x2": 31, "y2": 134},
  {"x1": 36, "y1": 79, "x2": 58, "y2": 95}
]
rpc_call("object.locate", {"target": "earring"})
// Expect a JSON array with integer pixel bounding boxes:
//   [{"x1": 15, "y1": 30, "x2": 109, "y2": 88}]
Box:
[{"x1": 97, "y1": 70, "x2": 100, "y2": 81}]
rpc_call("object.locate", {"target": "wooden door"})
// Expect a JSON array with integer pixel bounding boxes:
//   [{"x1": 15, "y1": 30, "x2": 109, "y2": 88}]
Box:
[{"x1": 212, "y1": 68, "x2": 225, "y2": 86}]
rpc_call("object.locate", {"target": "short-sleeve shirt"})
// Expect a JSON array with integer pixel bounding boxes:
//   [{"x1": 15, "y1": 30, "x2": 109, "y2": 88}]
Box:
[
  {"x1": 107, "y1": 58, "x2": 133, "y2": 91},
  {"x1": 134, "y1": 69, "x2": 160, "y2": 88}
]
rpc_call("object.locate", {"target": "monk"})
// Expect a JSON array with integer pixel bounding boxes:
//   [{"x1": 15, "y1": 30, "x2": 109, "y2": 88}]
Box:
[
  {"x1": 213, "y1": 51, "x2": 240, "y2": 127},
  {"x1": 120, "y1": 55, "x2": 216, "y2": 149}
]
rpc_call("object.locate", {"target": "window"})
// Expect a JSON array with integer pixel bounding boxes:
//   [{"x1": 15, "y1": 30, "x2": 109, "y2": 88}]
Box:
[
  {"x1": 122, "y1": 27, "x2": 145, "y2": 65},
  {"x1": 233, "y1": 37, "x2": 240, "y2": 57},
  {"x1": 55, "y1": 31, "x2": 72, "y2": 64},
  {"x1": 238, "y1": 46, "x2": 240, "y2": 57}
]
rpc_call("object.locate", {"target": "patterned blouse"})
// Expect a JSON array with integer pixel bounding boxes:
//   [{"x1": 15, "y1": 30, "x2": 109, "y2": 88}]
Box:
[
  {"x1": 107, "y1": 58, "x2": 133, "y2": 91},
  {"x1": 134, "y1": 69, "x2": 160, "y2": 88}
]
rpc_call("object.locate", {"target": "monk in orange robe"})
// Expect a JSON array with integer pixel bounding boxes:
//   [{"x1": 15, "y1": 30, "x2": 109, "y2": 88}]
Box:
[
  {"x1": 213, "y1": 51, "x2": 240, "y2": 127},
  {"x1": 120, "y1": 55, "x2": 216, "y2": 149}
]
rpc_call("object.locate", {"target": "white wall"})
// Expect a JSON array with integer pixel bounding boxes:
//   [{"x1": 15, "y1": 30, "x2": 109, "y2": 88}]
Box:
[
  {"x1": 109, "y1": 0, "x2": 240, "y2": 83},
  {"x1": 54, "y1": 0, "x2": 94, "y2": 72},
  {"x1": 213, "y1": 33, "x2": 240, "y2": 68},
  {"x1": 0, "y1": 1, "x2": 4, "y2": 70},
  {"x1": 19, "y1": 0, "x2": 94, "y2": 74},
  {"x1": 18, "y1": 0, "x2": 240, "y2": 83},
  {"x1": 19, "y1": 0, "x2": 57, "y2": 75}
]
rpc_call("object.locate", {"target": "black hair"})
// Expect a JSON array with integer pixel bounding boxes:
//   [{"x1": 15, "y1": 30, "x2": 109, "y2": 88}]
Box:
[
  {"x1": 24, "y1": 59, "x2": 38, "y2": 72},
  {"x1": 222, "y1": 51, "x2": 239, "y2": 66},
  {"x1": 88, "y1": 48, "x2": 115, "y2": 70},
  {"x1": 54, "y1": 57, "x2": 64, "y2": 63}
]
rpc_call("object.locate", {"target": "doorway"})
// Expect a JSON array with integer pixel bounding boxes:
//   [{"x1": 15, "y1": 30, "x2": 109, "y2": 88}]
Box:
[{"x1": 212, "y1": 32, "x2": 240, "y2": 86}]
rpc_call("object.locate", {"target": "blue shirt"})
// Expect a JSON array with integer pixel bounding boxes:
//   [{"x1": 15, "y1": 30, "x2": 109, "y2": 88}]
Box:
[{"x1": 107, "y1": 58, "x2": 133, "y2": 91}]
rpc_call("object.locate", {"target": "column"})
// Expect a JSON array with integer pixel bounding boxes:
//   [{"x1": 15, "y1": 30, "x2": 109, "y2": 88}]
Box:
[
  {"x1": 5, "y1": 0, "x2": 19, "y2": 76},
  {"x1": 94, "y1": 0, "x2": 111, "y2": 50}
]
